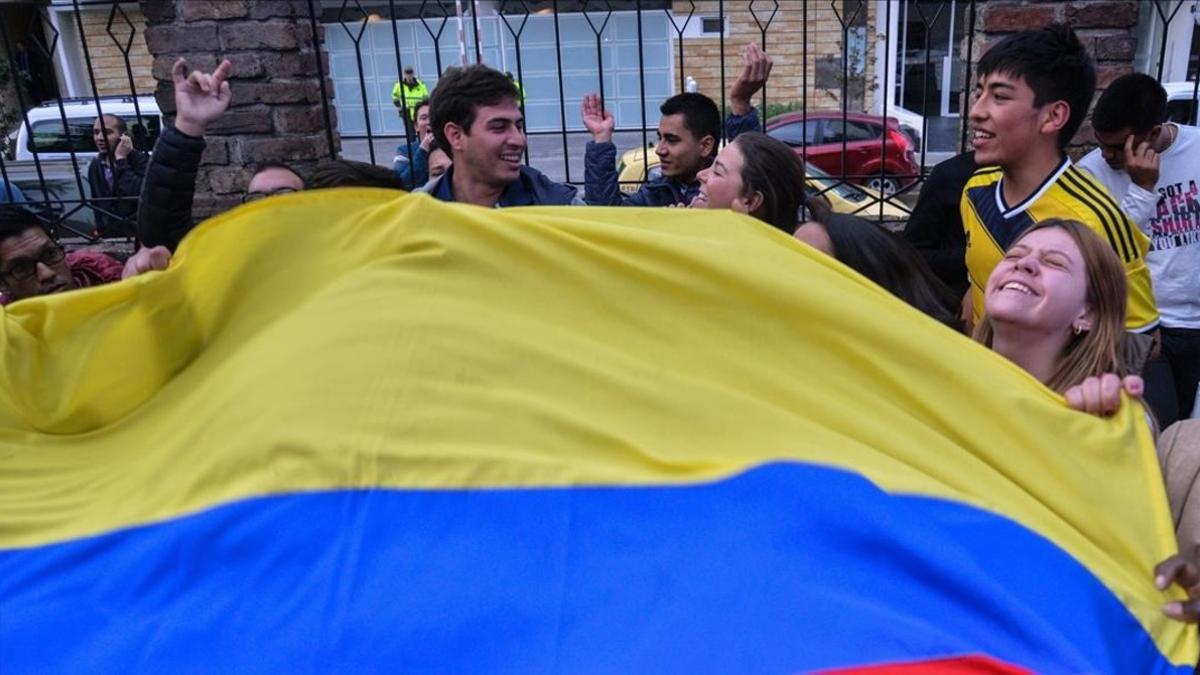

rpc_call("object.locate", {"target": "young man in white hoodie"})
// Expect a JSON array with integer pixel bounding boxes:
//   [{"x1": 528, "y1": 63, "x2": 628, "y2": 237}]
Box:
[{"x1": 1078, "y1": 74, "x2": 1200, "y2": 422}]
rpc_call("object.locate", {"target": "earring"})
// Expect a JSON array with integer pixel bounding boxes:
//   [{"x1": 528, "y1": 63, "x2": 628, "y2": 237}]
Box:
[{"x1": 1073, "y1": 324, "x2": 1083, "y2": 335}]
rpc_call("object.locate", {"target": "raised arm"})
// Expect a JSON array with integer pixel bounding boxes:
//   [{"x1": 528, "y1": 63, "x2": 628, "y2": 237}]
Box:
[
  {"x1": 726, "y1": 44, "x2": 772, "y2": 139},
  {"x1": 582, "y1": 93, "x2": 627, "y2": 206},
  {"x1": 137, "y1": 58, "x2": 233, "y2": 250},
  {"x1": 172, "y1": 57, "x2": 233, "y2": 138}
]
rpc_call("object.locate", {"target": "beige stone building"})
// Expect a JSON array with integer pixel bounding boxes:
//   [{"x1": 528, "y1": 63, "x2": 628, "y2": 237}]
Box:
[
  {"x1": 675, "y1": 0, "x2": 880, "y2": 115},
  {"x1": 72, "y1": 3, "x2": 156, "y2": 97}
]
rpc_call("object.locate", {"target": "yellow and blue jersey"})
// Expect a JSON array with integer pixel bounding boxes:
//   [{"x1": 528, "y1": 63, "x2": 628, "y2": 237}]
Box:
[{"x1": 960, "y1": 158, "x2": 1158, "y2": 332}]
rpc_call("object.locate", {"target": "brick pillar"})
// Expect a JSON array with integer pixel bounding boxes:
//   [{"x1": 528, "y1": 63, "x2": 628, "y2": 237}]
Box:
[
  {"x1": 140, "y1": 0, "x2": 339, "y2": 220},
  {"x1": 974, "y1": 0, "x2": 1140, "y2": 156}
]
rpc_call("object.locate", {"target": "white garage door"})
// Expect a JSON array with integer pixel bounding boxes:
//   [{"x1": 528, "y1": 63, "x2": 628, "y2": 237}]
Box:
[{"x1": 325, "y1": 11, "x2": 673, "y2": 135}]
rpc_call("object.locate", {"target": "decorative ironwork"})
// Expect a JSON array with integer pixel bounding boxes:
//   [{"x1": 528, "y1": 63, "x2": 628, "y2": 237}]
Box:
[
  {"x1": 7, "y1": 0, "x2": 1200, "y2": 236},
  {"x1": 664, "y1": 1, "x2": 696, "y2": 92},
  {"x1": 337, "y1": 0, "x2": 378, "y2": 163}
]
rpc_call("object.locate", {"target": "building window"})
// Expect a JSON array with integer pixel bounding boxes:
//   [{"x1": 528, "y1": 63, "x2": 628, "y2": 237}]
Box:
[{"x1": 677, "y1": 15, "x2": 726, "y2": 38}]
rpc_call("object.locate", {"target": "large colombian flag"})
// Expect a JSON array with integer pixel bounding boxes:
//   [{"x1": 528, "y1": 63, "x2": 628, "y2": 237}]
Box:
[{"x1": 0, "y1": 190, "x2": 1196, "y2": 673}]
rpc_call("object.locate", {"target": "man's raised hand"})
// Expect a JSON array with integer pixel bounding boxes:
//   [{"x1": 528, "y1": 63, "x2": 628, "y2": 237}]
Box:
[
  {"x1": 172, "y1": 58, "x2": 232, "y2": 138},
  {"x1": 730, "y1": 43, "x2": 773, "y2": 116},
  {"x1": 581, "y1": 93, "x2": 615, "y2": 144}
]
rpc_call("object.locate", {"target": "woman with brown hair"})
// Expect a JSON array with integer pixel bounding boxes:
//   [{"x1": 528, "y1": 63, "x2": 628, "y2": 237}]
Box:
[
  {"x1": 689, "y1": 131, "x2": 808, "y2": 234},
  {"x1": 973, "y1": 217, "x2": 1130, "y2": 394},
  {"x1": 794, "y1": 212, "x2": 962, "y2": 331},
  {"x1": 975, "y1": 218, "x2": 1200, "y2": 622}
]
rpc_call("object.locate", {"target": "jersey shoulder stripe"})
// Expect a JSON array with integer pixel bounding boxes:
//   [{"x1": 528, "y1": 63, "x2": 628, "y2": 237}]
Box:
[
  {"x1": 1055, "y1": 172, "x2": 1132, "y2": 262},
  {"x1": 1064, "y1": 167, "x2": 1139, "y2": 256}
]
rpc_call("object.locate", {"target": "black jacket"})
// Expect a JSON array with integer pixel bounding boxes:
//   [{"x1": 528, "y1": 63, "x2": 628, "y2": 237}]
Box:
[
  {"x1": 136, "y1": 126, "x2": 206, "y2": 251},
  {"x1": 902, "y1": 151, "x2": 977, "y2": 297},
  {"x1": 87, "y1": 150, "x2": 148, "y2": 237}
]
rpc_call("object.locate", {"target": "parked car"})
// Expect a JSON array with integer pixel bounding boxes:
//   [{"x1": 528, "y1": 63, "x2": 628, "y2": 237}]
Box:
[
  {"x1": 7, "y1": 95, "x2": 162, "y2": 161},
  {"x1": 1163, "y1": 81, "x2": 1200, "y2": 125},
  {"x1": 764, "y1": 111, "x2": 919, "y2": 196},
  {"x1": 879, "y1": 104, "x2": 925, "y2": 153},
  {"x1": 1, "y1": 160, "x2": 97, "y2": 235},
  {"x1": 614, "y1": 144, "x2": 909, "y2": 224}
]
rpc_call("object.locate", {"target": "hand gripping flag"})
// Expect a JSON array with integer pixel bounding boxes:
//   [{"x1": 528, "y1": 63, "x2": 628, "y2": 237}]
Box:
[{"x1": 0, "y1": 190, "x2": 1196, "y2": 673}]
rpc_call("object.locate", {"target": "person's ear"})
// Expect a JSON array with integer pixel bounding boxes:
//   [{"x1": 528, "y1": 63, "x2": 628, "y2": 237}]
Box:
[
  {"x1": 700, "y1": 135, "x2": 716, "y2": 159},
  {"x1": 1040, "y1": 100, "x2": 1071, "y2": 138},
  {"x1": 741, "y1": 190, "x2": 764, "y2": 215},
  {"x1": 1073, "y1": 305, "x2": 1095, "y2": 335},
  {"x1": 443, "y1": 122, "x2": 467, "y2": 153}
]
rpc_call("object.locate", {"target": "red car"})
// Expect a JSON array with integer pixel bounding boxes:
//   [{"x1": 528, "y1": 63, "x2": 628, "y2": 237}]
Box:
[{"x1": 765, "y1": 111, "x2": 919, "y2": 195}]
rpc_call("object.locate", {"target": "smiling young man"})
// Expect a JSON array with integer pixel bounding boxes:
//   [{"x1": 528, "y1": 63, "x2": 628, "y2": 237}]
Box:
[
  {"x1": 960, "y1": 24, "x2": 1158, "y2": 339},
  {"x1": 580, "y1": 44, "x2": 772, "y2": 207},
  {"x1": 419, "y1": 65, "x2": 581, "y2": 207},
  {"x1": 1078, "y1": 74, "x2": 1200, "y2": 422}
]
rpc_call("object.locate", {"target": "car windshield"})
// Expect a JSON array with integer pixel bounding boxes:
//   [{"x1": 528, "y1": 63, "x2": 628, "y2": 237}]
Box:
[
  {"x1": 805, "y1": 164, "x2": 868, "y2": 203},
  {"x1": 26, "y1": 114, "x2": 161, "y2": 154},
  {"x1": 28, "y1": 118, "x2": 97, "y2": 154},
  {"x1": 1167, "y1": 98, "x2": 1196, "y2": 125}
]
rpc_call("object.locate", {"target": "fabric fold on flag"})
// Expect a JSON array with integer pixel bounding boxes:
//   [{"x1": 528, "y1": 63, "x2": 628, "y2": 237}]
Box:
[{"x1": 0, "y1": 190, "x2": 1194, "y2": 673}]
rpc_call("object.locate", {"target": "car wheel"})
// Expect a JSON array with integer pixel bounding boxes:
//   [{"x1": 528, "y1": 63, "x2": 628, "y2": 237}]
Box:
[{"x1": 866, "y1": 176, "x2": 900, "y2": 196}]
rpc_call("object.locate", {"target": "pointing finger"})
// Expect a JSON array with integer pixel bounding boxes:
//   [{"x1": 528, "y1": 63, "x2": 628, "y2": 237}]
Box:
[
  {"x1": 171, "y1": 58, "x2": 188, "y2": 87},
  {"x1": 212, "y1": 59, "x2": 233, "y2": 89}
]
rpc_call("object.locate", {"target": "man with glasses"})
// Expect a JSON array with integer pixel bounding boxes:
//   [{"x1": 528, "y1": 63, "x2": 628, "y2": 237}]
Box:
[
  {"x1": 0, "y1": 206, "x2": 169, "y2": 304},
  {"x1": 244, "y1": 163, "x2": 305, "y2": 204},
  {"x1": 138, "y1": 58, "x2": 306, "y2": 251}
]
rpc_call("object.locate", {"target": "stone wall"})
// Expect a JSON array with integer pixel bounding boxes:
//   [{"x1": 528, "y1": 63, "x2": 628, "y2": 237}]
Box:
[
  {"x1": 77, "y1": 5, "x2": 156, "y2": 96},
  {"x1": 139, "y1": 0, "x2": 338, "y2": 220},
  {"x1": 674, "y1": 0, "x2": 878, "y2": 115},
  {"x1": 974, "y1": 0, "x2": 1141, "y2": 154}
]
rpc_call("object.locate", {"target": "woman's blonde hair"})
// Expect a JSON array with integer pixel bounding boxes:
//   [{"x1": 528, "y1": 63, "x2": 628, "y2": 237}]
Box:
[{"x1": 973, "y1": 218, "x2": 1128, "y2": 393}]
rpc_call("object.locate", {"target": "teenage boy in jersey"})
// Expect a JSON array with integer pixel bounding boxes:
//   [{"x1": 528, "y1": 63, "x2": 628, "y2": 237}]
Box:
[
  {"x1": 420, "y1": 65, "x2": 581, "y2": 207},
  {"x1": 1078, "y1": 74, "x2": 1200, "y2": 422},
  {"x1": 580, "y1": 44, "x2": 772, "y2": 207},
  {"x1": 961, "y1": 24, "x2": 1158, "y2": 339}
]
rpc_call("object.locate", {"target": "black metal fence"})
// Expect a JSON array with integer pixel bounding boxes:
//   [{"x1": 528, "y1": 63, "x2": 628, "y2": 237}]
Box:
[
  {"x1": 1, "y1": 0, "x2": 1199, "y2": 242},
  {"x1": 0, "y1": 0, "x2": 162, "y2": 246},
  {"x1": 323, "y1": 0, "x2": 976, "y2": 224}
]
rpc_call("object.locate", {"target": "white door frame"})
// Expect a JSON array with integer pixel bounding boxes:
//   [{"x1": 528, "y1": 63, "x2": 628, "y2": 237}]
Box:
[
  {"x1": 874, "y1": 0, "x2": 901, "y2": 116},
  {"x1": 43, "y1": 3, "x2": 86, "y2": 98}
]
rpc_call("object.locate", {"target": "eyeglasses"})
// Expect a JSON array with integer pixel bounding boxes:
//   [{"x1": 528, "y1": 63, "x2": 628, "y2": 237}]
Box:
[
  {"x1": 1, "y1": 245, "x2": 65, "y2": 282},
  {"x1": 242, "y1": 187, "x2": 299, "y2": 204}
]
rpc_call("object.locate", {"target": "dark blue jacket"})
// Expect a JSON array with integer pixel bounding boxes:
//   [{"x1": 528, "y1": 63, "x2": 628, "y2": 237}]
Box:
[
  {"x1": 393, "y1": 140, "x2": 428, "y2": 190},
  {"x1": 583, "y1": 107, "x2": 762, "y2": 207},
  {"x1": 417, "y1": 165, "x2": 582, "y2": 206}
]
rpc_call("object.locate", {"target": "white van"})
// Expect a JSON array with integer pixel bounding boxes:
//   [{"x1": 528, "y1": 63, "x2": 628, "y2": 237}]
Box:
[
  {"x1": 1163, "y1": 82, "x2": 1200, "y2": 125},
  {"x1": 9, "y1": 95, "x2": 162, "y2": 161}
]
